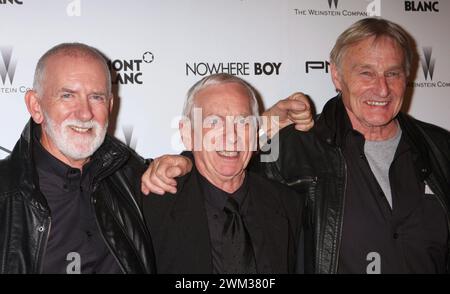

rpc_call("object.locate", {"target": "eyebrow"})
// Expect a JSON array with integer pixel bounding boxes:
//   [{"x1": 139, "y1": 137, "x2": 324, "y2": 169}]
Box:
[
  {"x1": 90, "y1": 91, "x2": 108, "y2": 96},
  {"x1": 59, "y1": 88, "x2": 107, "y2": 96},
  {"x1": 352, "y1": 64, "x2": 404, "y2": 71},
  {"x1": 59, "y1": 87, "x2": 77, "y2": 93},
  {"x1": 204, "y1": 113, "x2": 252, "y2": 119}
]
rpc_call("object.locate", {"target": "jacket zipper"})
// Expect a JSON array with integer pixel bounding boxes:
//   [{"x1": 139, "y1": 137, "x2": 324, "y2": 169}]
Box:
[
  {"x1": 91, "y1": 184, "x2": 126, "y2": 274},
  {"x1": 286, "y1": 176, "x2": 317, "y2": 187},
  {"x1": 37, "y1": 216, "x2": 51, "y2": 274},
  {"x1": 426, "y1": 179, "x2": 450, "y2": 229},
  {"x1": 332, "y1": 147, "x2": 347, "y2": 274},
  {"x1": 425, "y1": 179, "x2": 450, "y2": 273}
]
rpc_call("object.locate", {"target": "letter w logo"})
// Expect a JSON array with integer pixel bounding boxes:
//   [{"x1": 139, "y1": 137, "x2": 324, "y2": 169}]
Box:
[
  {"x1": 421, "y1": 47, "x2": 435, "y2": 81},
  {"x1": 0, "y1": 47, "x2": 17, "y2": 85},
  {"x1": 328, "y1": 0, "x2": 338, "y2": 9}
]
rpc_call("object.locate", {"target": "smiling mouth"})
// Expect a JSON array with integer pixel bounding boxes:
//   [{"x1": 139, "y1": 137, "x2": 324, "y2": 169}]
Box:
[
  {"x1": 69, "y1": 126, "x2": 92, "y2": 133},
  {"x1": 217, "y1": 151, "x2": 239, "y2": 158},
  {"x1": 365, "y1": 100, "x2": 389, "y2": 106}
]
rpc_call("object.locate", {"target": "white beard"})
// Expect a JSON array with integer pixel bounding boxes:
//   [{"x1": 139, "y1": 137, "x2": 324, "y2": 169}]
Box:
[{"x1": 42, "y1": 112, "x2": 108, "y2": 161}]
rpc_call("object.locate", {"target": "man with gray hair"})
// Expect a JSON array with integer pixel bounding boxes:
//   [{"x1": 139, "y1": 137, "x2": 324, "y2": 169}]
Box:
[
  {"x1": 0, "y1": 41, "x2": 312, "y2": 274},
  {"x1": 143, "y1": 73, "x2": 304, "y2": 273},
  {"x1": 261, "y1": 17, "x2": 450, "y2": 274},
  {"x1": 0, "y1": 43, "x2": 162, "y2": 273}
]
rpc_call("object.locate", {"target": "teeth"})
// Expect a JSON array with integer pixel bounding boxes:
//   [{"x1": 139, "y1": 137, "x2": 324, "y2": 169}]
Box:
[
  {"x1": 217, "y1": 151, "x2": 238, "y2": 157},
  {"x1": 70, "y1": 126, "x2": 90, "y2": 133},
  {"x1": 366, "y1": 101, "x2": 388, "y2": 106}
]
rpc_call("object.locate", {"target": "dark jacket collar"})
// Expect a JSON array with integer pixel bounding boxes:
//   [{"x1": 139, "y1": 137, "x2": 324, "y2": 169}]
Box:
[
  {"x1": 315, "y1": 94, "x2": 354, "y2": 147},
  {"x1": 168, "y1": 165, "x2": 289, "y2": 273},
  {"x1": 315, "y1": 95, "x2": 431, "y2": 179},
  {"x1": 11, "y1": 119, "x2": 131, "y2": 208}
]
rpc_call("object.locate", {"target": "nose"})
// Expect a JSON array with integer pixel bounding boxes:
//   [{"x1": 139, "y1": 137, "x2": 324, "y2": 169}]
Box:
[
  {"x1": 375, "y1": 75, "x2": 390, "y2": 98},
  {"x1": 224, "y1": 121, "x2": 238, "y2": 150},
  {"x1": 76, "y1": 96, "x2": 94, "y2": 121}
]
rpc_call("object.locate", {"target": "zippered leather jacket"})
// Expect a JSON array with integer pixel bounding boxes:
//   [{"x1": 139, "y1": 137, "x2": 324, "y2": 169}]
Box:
[{"x1": 0, "y1": 120, "x2": 156, "y2": 274}]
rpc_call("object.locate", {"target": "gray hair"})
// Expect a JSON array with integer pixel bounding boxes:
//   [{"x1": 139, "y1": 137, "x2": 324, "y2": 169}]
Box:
[
  {"x1": 33, "y1": 42, "x2": 112, "y2": 96},
  {"x1": 182, "y1": 73, "x2": 259, "y2": 119},
  {"x1": 330, "y1": 17, "x2": 413, "y2": 76}
]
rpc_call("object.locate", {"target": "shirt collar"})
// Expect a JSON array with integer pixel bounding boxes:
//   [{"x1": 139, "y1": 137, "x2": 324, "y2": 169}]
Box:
[
  {"x1": 198, "y1": 171, "x2": 249, "y2": 213},
  {"x1": 32, "y1": 126, "x2": 96, "y2": 189}
]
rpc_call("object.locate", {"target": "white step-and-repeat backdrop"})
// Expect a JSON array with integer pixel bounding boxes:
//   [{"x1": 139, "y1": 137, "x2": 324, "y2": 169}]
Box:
[{"x1": 1, "y1": 0, "x2": 449, "y2": 159}]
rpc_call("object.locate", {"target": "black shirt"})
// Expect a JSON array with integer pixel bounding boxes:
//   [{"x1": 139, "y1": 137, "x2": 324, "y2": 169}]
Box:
[
  {"x1": 33, "y1": 133, "x2": 122, "y2": 274},
  {"x1": 198, "y1": 172, "x2": 250, "y2": 274},
  {"x1": 338, "y1": 117, "x2": 448, "y2": 274}
]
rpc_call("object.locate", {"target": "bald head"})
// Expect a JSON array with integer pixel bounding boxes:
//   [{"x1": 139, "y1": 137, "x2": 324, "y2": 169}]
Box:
[{"x1": 33, "y1": 42, "x2": 111, "y2": 96}]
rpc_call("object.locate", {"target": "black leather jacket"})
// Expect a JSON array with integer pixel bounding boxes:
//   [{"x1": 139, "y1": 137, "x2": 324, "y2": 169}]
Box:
[
  {"x1": 0, "y1": 120, "x2": 156, "y2": 274},
  {"x1": 258, "y1": 96, "x2": 450, "y2": 274}
]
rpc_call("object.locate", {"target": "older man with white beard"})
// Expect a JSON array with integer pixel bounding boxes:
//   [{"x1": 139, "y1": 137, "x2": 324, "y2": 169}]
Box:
[
  {"x1": 0, "y1": 43, "x2": 159, "y2": 274},
  {"x1": 0, "y1": 42, "x2": 313, "y2": 274}
]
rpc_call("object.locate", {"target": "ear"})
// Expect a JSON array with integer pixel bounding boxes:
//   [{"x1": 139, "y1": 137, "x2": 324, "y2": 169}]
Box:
[
  {"x1": 24, "y1": 90, "x2": 44, "y2": 124},
  {"x1": 179, "y1": 118, "x2": 193, "y2": 151},
  {"x1": 108, "y1": 95, "x2": 114, "y2": 113},
  {"x1": 330, "y1": 63, "x2": 343, "y2": 92}
]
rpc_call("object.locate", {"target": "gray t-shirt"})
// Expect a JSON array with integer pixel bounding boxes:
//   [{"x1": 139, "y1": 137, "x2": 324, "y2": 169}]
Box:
[{"x1": 364, "y1": 127, "x2": 402, "y2": 208}]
